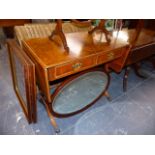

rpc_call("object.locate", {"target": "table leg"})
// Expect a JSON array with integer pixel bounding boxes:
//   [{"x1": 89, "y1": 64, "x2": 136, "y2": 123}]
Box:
[
  {"x1": 123, "y1": 66, "x2": 130, "y2": 92},
  {"x1": 103, "y1": 91, "x2": 112, "y2": 101},
  {"x1": 44, "y1": 103, "x2": 60, "y2": 134},
  {"x1": 38, "y1": 93, "x2": 60, "y2": 134}
]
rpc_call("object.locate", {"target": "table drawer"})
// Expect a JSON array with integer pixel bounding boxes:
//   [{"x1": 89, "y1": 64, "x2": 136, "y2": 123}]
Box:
[
  {"x1": 55, "y1": 57, "x2": 96, "y2": 76},
  {"x1": 97, "y1": 48, "x2": 123, "y2": 64},
  {"x1": 54, "y1": 56, "x2": 96, "y2": 78}
]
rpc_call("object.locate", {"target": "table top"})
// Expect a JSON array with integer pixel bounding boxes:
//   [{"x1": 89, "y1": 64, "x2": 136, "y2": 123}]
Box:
[
  {"x1": 23, "y1": 31, "x2": 129, "y2": 68},
  {"x1": 122, "y1": 28, "x2": 155, "y2": 47}
]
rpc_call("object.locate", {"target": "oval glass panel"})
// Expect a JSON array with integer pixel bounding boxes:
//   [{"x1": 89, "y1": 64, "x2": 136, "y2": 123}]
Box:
[{"x1": 52, "y1": 71, "x2": 109, "y2": 115}]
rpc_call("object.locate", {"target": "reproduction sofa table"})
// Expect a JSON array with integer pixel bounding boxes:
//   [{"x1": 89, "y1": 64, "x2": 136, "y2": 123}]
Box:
[{"x1": 8, "y1": 31, "x2": 129, "y2": 133}]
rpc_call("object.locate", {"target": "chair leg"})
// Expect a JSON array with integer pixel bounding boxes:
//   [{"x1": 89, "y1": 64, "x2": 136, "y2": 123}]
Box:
[{"x1": 123, "y1": 67, "x2": 130, "y2": 92}]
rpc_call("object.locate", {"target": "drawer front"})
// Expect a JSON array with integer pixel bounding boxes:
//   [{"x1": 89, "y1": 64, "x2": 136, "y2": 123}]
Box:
[
  {"x1": 54, "y1": 56, "x2": 97, "y2": 78},
  {"x1": 97, "y1": 48, "x2": 123, "y2": 64},
  {"x1": 48, "y1": 56, "x2": 97, "y2": 80}
]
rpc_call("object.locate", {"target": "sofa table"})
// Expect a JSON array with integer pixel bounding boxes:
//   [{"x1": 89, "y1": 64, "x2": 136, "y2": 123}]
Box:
[{"x1": 8, "y1": 31, "x2": 129, "y2": 133}]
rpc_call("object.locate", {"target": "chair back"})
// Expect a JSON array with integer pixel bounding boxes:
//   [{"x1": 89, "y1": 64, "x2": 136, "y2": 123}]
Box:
[{"x1": 14, "y1": 22, "x2": 92, "y2": 46}]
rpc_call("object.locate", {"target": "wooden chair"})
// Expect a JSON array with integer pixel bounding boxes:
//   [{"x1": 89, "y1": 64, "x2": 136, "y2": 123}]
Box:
[{"x1": 107, "y1": 20, "x2": 155, "y2": 92}]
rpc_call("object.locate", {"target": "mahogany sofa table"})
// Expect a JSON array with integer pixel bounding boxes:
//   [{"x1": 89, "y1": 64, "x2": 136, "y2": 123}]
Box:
[{"x1": 9, "y1": 31, "x2": 129, "y2": 133}]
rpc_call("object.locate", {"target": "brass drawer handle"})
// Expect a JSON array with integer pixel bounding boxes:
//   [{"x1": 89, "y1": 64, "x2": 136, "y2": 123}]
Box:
[
  {"x1": 107, "y1": 52, "x2": 114, "y2": 60},
  {"x1": 72, "y1": 62, "x2": 82, "y2": 70}
]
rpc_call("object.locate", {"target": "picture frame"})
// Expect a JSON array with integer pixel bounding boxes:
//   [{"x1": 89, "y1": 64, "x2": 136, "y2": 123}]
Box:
[{"x1": 7, "y1": 40, "x2": 37, "y2": 123}]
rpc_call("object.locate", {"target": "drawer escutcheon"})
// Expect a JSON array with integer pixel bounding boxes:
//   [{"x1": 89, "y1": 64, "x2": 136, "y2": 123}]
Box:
[
  {"x1": 107, "y1": 52, "x2": 114, "y2": 60},
  {"x1": 72, "y1": 62, "x2": 82, "y2": 70}
]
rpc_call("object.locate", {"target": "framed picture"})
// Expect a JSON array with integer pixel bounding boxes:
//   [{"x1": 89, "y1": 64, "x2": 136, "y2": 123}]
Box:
[{"x1": 7, "y1": 40, "x2": 37, "y2": 123}]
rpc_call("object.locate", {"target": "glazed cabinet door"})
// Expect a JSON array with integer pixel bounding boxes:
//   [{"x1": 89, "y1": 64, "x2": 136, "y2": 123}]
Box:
[{"x1": 7, "y1": 40, "x2": 36, "y2": 123}]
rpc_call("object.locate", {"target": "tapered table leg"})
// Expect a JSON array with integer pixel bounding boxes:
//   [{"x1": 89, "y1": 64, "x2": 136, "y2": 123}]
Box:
[
  {"x1": 38, "y1": 93, "x2": 60, "y2": 134},
  {"x1": 44, "y1": 103, "x2": 60, "y2": 134},
  {"x1": 104, "y1": 91, "x2": 112, "y2": 101}
]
